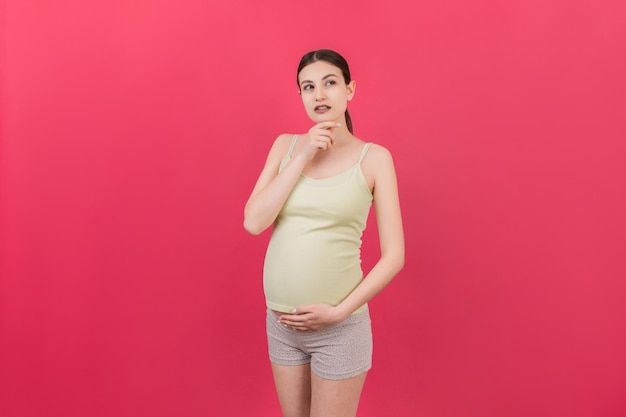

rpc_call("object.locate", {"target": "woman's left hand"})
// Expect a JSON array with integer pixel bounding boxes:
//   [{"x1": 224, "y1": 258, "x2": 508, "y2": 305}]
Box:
[{"x1": 278, "y1": 304, "x2": 346, "y2": 332}]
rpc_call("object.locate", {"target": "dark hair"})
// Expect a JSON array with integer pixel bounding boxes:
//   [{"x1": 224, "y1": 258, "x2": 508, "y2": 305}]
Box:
[{"x1": 297, "y1": 49, "x2": 354, "y2": 134}]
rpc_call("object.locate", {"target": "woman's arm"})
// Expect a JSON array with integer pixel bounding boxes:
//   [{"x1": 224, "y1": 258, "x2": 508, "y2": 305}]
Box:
[
  {"x1": 243, "y1": 134, "x2": 307, "y2": 235},
  {"x1": 334, "y1": 145, "x2": 405, "y2": 317},
  {"x1": 279, "y1": 145, "x2": 405, "y2": 329},
  {"x1": 244, "y1": 123, "x2": 339, "y2": 235}
]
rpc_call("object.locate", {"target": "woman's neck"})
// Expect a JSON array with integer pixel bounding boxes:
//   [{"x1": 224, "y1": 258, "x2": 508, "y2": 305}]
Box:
[{"x1": 332, "y1": 126, "x2": 352, "y2": 145}]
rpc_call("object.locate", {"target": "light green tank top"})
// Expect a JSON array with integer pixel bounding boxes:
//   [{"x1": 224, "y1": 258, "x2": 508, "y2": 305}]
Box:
[{"x1": 263, "y1": 135, "x2": 373, "y2": 313}]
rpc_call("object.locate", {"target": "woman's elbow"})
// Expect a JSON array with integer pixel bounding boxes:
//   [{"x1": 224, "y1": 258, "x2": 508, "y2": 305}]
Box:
[
  {"x1": 380, "y1": 249, "x2": 404, "y2": 276},
  {"x1": 243, "y1": 218, "x2": 263, "y2": 235},
  {"x1": 395, "y1": 253, "x2": 405, "y2": 274},
  {"x1": 243, "y1": 212, "x2": 274, "y2": 235},
  {"x1": 392, "y1": 249, "x2": 405, "y2": 274}
]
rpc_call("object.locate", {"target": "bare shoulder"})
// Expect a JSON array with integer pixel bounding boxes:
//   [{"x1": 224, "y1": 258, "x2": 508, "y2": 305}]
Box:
[
  {"x1": 265, "y1": 133, "x2": 297, "y2": 161},
  {"x1": 362, "y1": 143, "x2": 396, "y2": 172},
  {"x1": 271, "y1": 133, "x2": 296, "y2": 153},
  {"x1": 366, "y1": 143, "x2": 393, "y2": 159},
  {"x1": 360, "y1": 143, "x2": 397, "y2": 192},
  {"x1": 248, "y1": 133, "x2": 298, "y2": 196}
]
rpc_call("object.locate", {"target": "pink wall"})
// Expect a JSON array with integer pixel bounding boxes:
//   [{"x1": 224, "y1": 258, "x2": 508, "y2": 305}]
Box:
[{"x1": 1, "y1": 1, "x2": 625, "y2": 416}]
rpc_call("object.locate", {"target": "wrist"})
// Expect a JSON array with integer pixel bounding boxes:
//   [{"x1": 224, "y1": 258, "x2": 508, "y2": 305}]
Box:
[{"x1": 333, "y1": 304, "x2": 351, "y2": 323}]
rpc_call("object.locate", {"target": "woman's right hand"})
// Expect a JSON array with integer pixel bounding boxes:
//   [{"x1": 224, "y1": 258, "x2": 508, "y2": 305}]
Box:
[{"x1": 300, "y1": 121, "x2": 341, "y2": 161}]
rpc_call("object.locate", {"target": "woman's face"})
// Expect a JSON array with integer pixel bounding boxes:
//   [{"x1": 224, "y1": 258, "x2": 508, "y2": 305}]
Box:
[{"x1": 298, "y1": 60, "x2": 355, "y2": 124}]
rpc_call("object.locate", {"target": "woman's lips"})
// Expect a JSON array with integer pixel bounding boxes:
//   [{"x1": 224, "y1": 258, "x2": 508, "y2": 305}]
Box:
[{"x1": 314, "y1": 105, "x2": 331, "y2": 114}]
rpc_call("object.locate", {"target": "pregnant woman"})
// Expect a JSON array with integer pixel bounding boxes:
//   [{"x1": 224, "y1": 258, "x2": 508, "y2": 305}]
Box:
[{"x1": 244, "y1": 49, "x2": 405, "y2": 417}]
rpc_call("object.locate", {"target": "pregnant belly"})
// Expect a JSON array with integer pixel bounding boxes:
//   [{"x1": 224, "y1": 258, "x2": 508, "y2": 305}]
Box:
[{"x1": 264, "y1": 269, "x2": 362, "y2": 314}]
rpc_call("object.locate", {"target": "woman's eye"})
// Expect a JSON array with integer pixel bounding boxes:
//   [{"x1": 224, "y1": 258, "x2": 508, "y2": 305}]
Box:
[
  {"x1": 303, "y1": 84, "x2": 313, "y2": 90},
  {"x1": 325, "y1": 80, "x2": 336, "y2": 86}
]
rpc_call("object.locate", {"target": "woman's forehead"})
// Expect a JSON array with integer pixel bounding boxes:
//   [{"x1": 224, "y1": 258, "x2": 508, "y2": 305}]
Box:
[{"x1": 298, "y1": 61, "x2": 341, "y2": 81}]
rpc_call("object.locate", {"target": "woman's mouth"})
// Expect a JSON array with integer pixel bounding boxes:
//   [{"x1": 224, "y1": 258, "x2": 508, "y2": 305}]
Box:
[{"x1": 314, "y1": 105, "x2": 331, "y2": 113}]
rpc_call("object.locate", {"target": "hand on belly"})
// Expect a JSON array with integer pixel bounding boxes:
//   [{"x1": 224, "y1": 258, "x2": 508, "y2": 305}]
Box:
[{"x1": 273, "y1": 304, "x2": 344, "y2": 332}]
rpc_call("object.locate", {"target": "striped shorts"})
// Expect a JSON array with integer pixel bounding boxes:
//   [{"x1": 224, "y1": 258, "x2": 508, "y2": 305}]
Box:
[{"x1": 266, "y1": 307, "x2": 373, "y2": 380}]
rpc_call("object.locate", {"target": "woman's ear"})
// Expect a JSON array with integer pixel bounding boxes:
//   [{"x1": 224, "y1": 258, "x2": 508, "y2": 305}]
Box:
[{"x1": 347, "y1": 80, "x2": 356, "y2": 101}]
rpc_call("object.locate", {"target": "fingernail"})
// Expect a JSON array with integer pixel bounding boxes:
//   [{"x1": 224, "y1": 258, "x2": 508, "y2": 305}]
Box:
[
  {"x1": 336, "y1": 123, "x2": 341, "y2": 126},
  {"x1": 290, "y1": 309, "x2": 297, "y2": 314}
]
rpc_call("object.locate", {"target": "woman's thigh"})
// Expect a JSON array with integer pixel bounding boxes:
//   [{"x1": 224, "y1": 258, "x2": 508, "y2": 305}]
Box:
[
  {"x1": 310, "y1": 371, "x2": 368, "y2": 417},
  {"x1": 271, "y1": 363, "x2": 311, "y2": 417}
]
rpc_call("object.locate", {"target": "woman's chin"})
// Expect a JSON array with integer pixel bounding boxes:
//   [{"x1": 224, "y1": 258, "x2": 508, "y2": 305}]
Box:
[{"x1": 309, "y1": 114, "x2": 339, "y2": 124}]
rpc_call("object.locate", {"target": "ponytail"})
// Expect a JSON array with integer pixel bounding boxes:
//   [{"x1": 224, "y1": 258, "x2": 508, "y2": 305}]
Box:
[{"x1": 345, "y1": 109, "x2": 353, "y2": 134}]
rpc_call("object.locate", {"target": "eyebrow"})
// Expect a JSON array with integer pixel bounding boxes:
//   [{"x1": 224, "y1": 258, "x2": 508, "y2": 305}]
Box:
[{"x1": 299, "y1": 73, "x2": 339, "y2": 86}]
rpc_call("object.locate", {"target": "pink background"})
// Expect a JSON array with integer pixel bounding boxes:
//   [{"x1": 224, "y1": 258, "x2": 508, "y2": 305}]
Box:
[{"x1": 1, "y1": 1, "x2": 625, "y2": 416}]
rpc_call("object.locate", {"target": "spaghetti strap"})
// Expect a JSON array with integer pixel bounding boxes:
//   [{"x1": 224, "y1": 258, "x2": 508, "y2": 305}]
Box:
[
  {"x1": 358, "y1": 143, "x2": 372, "y2": 163},
  {"x1": 288, "y1": 134, "x2": 300, "y2": 157}
]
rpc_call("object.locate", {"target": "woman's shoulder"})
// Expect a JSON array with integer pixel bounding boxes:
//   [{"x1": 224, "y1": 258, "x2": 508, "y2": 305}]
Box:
[
  {"x1": 274, "y1": 133, "x2": 297, "y2": 146},
  {"x1": 360, "y1": 141, "x2": 396, "y2": 178},
  {"x1": 268, "y1": 133, "x2": 299, "y2": 157},
  {"x1": 362, "y1": 142, "x2": 393, "y2": 162}
]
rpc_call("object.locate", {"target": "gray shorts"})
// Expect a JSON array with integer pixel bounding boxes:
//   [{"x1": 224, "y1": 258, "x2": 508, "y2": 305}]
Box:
[{"x1": 266, "y1": 307, "x2": 373, "y2": 380}]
